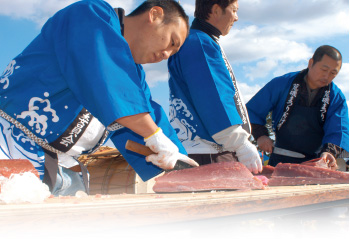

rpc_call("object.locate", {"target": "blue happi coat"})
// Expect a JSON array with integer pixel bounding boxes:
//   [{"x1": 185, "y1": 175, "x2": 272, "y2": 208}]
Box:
[
  {"x1": 246, "y1": 71, "x2": 349, "y2": 153},
  {"x1": 0, "y1": 0, "x2": 184, "y2": 181},
  {"x1": 168, "y1": 28, "x2": 244, "y2": 154}
]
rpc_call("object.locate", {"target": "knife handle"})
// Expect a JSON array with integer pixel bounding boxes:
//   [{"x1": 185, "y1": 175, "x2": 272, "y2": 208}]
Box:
[{"x1": 125, "y1": 140, "x2": 155, "y2": 156}]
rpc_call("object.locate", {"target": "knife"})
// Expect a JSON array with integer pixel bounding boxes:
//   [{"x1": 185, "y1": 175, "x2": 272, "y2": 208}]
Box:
[
  {"x1": 273, "y1": 146, "x2": 305, "y2": 158},
  {"x1": 125, "y1": 140, "x2": 196, "y2": 171}
]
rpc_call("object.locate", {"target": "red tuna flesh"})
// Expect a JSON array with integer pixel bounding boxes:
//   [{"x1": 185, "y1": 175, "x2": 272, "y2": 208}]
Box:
[
  {"x1": 272, "y1": 163, "x2": 348, "y2": 180},
  {"x1": 268, "y1": 176, "x2": 349, "y2": 186},
  {"x1": 0, "y1": 159, "x2": 39, "y2": 178},
  {"x1": 267, "y1": 163, "x2": 349, "y2": 186},
  {"x1": 153, "y1": 161, "x2": 265, "y2": 193}
]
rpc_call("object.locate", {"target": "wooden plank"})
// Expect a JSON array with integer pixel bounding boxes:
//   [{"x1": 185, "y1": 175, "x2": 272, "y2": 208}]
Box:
[{"x1": 0, "y1": 184, "x2": 348, "y2": 227}]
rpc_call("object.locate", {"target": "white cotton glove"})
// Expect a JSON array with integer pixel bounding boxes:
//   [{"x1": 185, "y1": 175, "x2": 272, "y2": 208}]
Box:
[
  {"x1": 235, "y1": 140, "x2": 262, "y2": 174},
  {"x1": 144, "y1": 128, "x2": 199, "y2": 170},
  {"x1": 212, "y1": 125, "x2": 262, "y2": 174}
]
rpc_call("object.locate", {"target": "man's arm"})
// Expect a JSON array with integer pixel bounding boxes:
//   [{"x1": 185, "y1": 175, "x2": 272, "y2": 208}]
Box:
[
  {"x1": 251, "y1": 124, "x2": 273, "y2": 153},
  {"x1": 322, "y1": 85, "x2": 349, "y2": 155},
  {"x1": 116, "y1": 113, "x2": 158, "y2": 138},
  {"x1": 320, "y1": 143, "x2": 343, "y2": 159}
]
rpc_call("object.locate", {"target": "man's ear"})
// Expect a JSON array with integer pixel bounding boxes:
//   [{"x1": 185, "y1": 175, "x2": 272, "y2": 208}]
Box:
[
  {"x1": 308, "y1": 58, "x2": 313, "y2": 69},
  {"x1": 148, "y1": 6, "x2": 164, "y2": 23},
  {"x1": 210, "y1": 4, "x2": 222, "y2": 18}
]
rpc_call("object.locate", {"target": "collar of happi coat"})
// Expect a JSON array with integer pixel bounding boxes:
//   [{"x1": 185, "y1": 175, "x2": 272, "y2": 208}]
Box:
[
  {"x1": 115, "y1": 8, "x2": 125, "y2": 36},
  {"x1": 191, "y1": 18, "x2": 221, "y2": 42}
]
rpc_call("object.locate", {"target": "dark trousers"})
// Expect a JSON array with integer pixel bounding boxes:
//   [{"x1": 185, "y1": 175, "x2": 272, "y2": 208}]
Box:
[{"x1": 188, "y1": 151, "x2": 237, "y2": 166}]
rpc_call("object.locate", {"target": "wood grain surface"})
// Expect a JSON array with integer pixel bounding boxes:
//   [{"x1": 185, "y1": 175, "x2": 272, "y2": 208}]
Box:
[
  {"x1": 0, "y1": 184, "x2": 348, "y2": 226},
  {"x1": 1, "y1": 184, "x2": 348, "y2": 239}
]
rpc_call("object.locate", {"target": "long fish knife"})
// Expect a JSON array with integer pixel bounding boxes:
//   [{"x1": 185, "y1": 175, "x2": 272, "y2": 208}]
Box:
[
  {"x1": 273, "y1": 146, "x2": 305, "y2": 158},
  {"x1": 125, "y1": 140, "x2": 195, "y2": 171}
]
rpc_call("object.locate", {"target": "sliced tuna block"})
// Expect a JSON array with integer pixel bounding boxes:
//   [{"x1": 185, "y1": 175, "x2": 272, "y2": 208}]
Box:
[{"x1": 153, "y1": 161, "x2": 265, "y2": 193}]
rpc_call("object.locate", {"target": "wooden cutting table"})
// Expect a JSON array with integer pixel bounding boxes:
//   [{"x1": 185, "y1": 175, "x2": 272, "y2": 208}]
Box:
[{"x1": 0, "y1": 184, "x2": 348, "y2": 239}]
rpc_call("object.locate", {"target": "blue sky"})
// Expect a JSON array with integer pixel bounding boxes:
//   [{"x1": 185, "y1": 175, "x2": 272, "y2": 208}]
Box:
[{"x1": 0, "y1": 0, "x2": 349, "y2": 115}]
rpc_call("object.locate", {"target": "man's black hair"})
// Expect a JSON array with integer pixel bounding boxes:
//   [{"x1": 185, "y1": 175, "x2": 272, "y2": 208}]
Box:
[
  {"x1": 312, "y1": 45, "x2": 342, "y2": 65},
  {"x1": 128, "y1": 0, "x2": 189, "y2": 30},
  {"x1": 194, "y1": 0, "x2": 237, "y2": 20}
]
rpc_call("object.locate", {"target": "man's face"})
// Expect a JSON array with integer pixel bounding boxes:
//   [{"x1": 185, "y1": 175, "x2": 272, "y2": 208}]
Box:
[
  {"x1": 307, "y1": 54, "x2": 342, "y2": 89},
  {"x1": 216, "y1": 1, "x2": 239, "y2": 36},
  {"x1": 133, "y1": 14, "x2": 188, "y2": 64}
]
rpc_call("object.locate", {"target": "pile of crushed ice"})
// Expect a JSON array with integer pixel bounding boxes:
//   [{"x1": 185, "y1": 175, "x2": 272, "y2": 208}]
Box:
[{"x1": 0, "y1": 172, "x2": 51, "y2": 204}]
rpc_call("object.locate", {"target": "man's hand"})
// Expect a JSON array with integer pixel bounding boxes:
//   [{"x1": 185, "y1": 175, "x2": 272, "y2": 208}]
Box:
[
  {"x1": 212, "y1": 125, "x2": 262, "y2": 174},
  {"x1": 144, "y1": 128, "x2": 199, "y2": 170},
  {"x1": 257, "y1": 135, "x2": 274, "y2": 153},
  {"x1": 235, "y1": 140, "x2": 263, "y2": 174},
  {"x1": 320, "y1": 152, "x2": 338, "y2": 170}
]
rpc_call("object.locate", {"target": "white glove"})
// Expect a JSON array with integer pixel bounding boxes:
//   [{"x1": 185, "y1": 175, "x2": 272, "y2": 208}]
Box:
[
  {"x1": 213, "y1": 125, "x2": 262, "y2": 174},
  {"x1": 144, "y1": 128, "x2": 199, "y2": 170},
  {"x1": 235, "y1": 140, "x2": 262, "y2": 174}
]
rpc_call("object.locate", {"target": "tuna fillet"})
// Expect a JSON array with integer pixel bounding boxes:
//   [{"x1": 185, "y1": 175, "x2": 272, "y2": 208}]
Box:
[
  {"x1": 268, "y1": 163, "x2": 349, "y2": 186},
  {"x1": 0, "y1": 159, "x2": 40, "y2": 193},
  {"x1": 0, "y1": 159, "x2": 39, "y2": 178},
  {"x1": 153, "y1": 161, "x2": 265, "y2": 193}
]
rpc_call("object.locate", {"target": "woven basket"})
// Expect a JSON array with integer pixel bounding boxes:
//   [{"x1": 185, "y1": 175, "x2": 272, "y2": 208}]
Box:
[{"x1": 79, "y1": 147, "x2": 137, "y2": 195}]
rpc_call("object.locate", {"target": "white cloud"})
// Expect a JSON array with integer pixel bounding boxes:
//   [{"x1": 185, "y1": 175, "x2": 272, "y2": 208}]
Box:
[
  {"x1": 221, "y1": 26, "x2": 313, "y2": 63},
  {"x1": 238, "y1": 0, "x2": 348, "y2": 31},
  {"x1": 0, "y1": 0, "x2": 76, "y2": 26},
  {"x1": 237, "y1": 82, "x2": 262, "y2": 103},
  {"x1": 143, "y1": 61, "x2": 169, "y2": 88},
  {"x1": 271, "y1": 62, "x2": 307, "y2": 79},
  {"x1": 182, "y1": 3, "x2": 195, "y2": 17},
  {"x1": 279, "y1": 11, "x2": 350, "y2": 40},
  {"x1": 243, "y1": 59, "x2": 277, "y2": 81},
  {"x1": 221, "y1": 26, "x2": 312, "y2": 81},
  {"x1": 0, "y1": 0, "x2": 136, "y2": 26}
]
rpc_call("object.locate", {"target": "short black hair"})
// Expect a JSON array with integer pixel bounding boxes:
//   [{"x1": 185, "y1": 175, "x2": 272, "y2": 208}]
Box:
[
  {"x1": 194, "y1": 0, "x2": 237, "y2": 20},
  {"x1": 128, "y1": 0, "x2": 189, "y2": 30},
  {"x1": 312, "y1": 45, "x2": 342, "y2": 66}
]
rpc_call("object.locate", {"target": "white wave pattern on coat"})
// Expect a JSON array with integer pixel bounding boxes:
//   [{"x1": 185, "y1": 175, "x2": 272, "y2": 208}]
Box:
[
  {"x1": 0, "y1": 60, "x2": 20, "y2": 89},
  {"x1": 17, "y1": 93, "x2": 59, "y2": 136}
]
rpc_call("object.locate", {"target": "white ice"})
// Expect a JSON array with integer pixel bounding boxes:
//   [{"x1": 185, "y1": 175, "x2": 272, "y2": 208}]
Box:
[{"x1": 0, "y1": 172, "x2": 51, "y2": 204}]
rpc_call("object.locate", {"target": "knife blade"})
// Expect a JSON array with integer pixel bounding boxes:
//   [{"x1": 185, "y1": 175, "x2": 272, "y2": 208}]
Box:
[
  {"x1": 125, "y1": 140, "x2": 195, "y2": 171},
  {"x1": 273, "y1": 146, "x2": 305, "y2": 158}
]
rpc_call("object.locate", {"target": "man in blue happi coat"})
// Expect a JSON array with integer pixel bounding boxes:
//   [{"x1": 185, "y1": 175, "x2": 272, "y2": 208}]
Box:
[
  {"x1": 246, "y1": 45, "x2": 349, "y2": 169},
  {"x1": 168, "y1": 0, "x2": 262, "y2": 174},
  {"x1": 0, "y1": 0, "x2": 198, "y2": 196}
]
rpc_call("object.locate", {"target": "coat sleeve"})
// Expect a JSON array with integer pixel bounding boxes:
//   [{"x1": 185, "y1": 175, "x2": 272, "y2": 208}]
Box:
[
  {"x1": 246, "y1": 72, "x2": 297, "y2": 130},
  {"x1": 322, "y1": 84, "x2": 349, "y2": 152},
  {"x1": 110, "y1": 66, "x2": 187, "y2": 181}
]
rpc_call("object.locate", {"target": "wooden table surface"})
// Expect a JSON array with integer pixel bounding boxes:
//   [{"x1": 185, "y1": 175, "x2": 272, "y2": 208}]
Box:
[
  {"x1": 0, "y1": 184, "x2": 348, "y2": 227},
  {"x1": 1, "y1": 184, "x2": 348, "y2": 239}
]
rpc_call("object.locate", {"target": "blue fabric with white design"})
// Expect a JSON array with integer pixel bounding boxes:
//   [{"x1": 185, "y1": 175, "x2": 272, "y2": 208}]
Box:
[
  {"x1": 168, "y1": 29, "x2": 243, "y2": 149},
  {"x1": 246, "y1": 70, "x2": 349, "y2": 152},
  {"x1": 0, "y1": 0, "x2": 182, "y2": 181}
]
